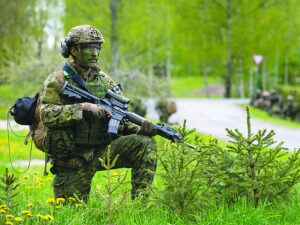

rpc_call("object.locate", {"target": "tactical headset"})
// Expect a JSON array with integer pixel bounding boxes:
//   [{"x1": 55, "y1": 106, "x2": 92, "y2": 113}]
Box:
[{"x1": 60, "y1": 36, "x2": 71, "y2": 58}]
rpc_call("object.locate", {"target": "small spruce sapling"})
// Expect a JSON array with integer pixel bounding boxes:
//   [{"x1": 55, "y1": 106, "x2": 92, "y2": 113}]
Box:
[
  {"x1": 0, "y1": 168, "x2": 20, "y2": 208},
  {"x1": 98, "y1": 145, "x2": 129, "y2": 224},
  {"x1": 218, "y1": 106, "x2": 300, "y2": 207},
  {"x1": 153, "y1": 120, "x2": 217, "y2": 214}
]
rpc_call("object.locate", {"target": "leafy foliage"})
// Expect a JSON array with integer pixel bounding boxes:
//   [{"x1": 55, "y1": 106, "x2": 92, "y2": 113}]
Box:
[{"x1": 278, "y1": 85, "x2": 300, "y2": 103}]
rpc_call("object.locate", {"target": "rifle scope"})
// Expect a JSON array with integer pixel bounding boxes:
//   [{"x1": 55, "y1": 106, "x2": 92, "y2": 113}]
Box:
[{"x1": 106, "y1": 90, "x2": 130, "y2": 104}]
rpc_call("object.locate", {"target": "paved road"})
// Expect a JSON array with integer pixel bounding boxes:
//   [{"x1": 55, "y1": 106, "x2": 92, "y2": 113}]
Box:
[
  {"x1": 145, "y1": 98, "x2": 300, "y2": 151},
  {"x1": 2, "y1": 98, "x2": 300, "y2": 151}
]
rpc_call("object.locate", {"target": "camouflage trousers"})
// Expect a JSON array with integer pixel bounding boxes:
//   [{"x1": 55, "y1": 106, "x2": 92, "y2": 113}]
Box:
[{"x1": 50, "y1": 134, "x2": 157, "y2": 201}]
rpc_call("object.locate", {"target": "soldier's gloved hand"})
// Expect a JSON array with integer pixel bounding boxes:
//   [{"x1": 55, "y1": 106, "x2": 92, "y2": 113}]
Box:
[
  {"x1": 136, "y1": 120, "x2": 157, "y2": 137},
  {"x1": 83, "y1": 103, "x2": 111, "y2": 121}
]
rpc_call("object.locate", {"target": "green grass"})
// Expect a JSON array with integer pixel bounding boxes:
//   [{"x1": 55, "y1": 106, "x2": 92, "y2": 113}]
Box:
[
  {"x1": 243, "y1": 104, "x2": 300, "y2": 129},
  {"x1": 0, "y1": 129, "x2": 299, "y2": 224},
  {"x1": 171, "y1": 76, "x2": 219, "y2": 98}
]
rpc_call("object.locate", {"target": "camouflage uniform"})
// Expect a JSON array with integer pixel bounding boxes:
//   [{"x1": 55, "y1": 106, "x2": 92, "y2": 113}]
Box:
[
  {"x1": 269, "y1": 90, "x2": 283, "y2": 117},
  {"x1": 282, "y1": 95, "x2": 299, "y2": 121},
  {"x1": 40, "y1": 25, "x2": 157, "y2": 201},
  {"x1": 155, "y1": 99, "x2": 177, "y2": 123},
  {"x1": 251, "y1": 89, "x2": 261, "y2": 108},
  {"x1": 131, "y1": 98, "x2": 147, "y2": 117}
]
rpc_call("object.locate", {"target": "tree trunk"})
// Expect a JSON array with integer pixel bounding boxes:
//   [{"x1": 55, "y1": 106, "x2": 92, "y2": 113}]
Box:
[
  {"x1": 235, "y1": 79, "x2": 239, "y2": 98},
  {"x1": 110, "y1": 0, "x2": 121, "y2": 76},
  {"x1": 166, "y1": 3, "x2": 171, "y2": 81},
  {"x1": 217, "y1": 76, "x2": 223, "y2": 97},
  {"x1": 147, "y1": 0, "x2": 153, "y2": 81},
  {"x1": 240, "y1": 62, "x2": 245, "y2": 98},
  {"x1": 166, "y1": 43, "x2": 171, "y2": 81},
  {"x1": 262, "y1": 61, "x2": 266, "y2": 91},
  {"x1": 147, "y1": 48, "x2": 153, "y2": 80},
  {"x1": 225, "y1": 0, "x2": 232, "y2": 98},
  {"x1": 274, "y1": 52, "x2": 279, "y2": 87},
  {"x1": 284, "y1": 54, "x2": 289, "y2": 85},
  {"x1": 186, "y1": 64, "x2": 191, "y2": 76},
  {"x1": 37, "y1": 38, "x2": 42, "y2": 59},
  {"x1": 203, "y1": 65, "x2": 209, "y2": 98},
  {"x1": 249, "y1": 64, "x2": 253, "y2": 98}
]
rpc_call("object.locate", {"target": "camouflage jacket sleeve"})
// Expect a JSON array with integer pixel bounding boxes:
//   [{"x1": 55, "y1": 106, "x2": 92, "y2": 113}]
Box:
[
  {"x1": 103, "y1": 72, "x2": 140, "y2": 134},
  {"x1": 40, "y1": 72, "x2": 84, "y2": 128}
]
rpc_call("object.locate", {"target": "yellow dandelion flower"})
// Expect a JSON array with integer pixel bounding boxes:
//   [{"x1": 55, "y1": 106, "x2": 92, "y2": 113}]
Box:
[
  {"x1": 44, "y1": 215, "x2": 54, "y2": 221},
  {"x1": 55, "y1": 206, "x2": 61, "y2": 209},
  {"x1": 4, "y1": 208, "x2": 10, "y2": 211},
  {"x1": 6, "y1": 214, "x2": 14, "y2": 218},
  {"x1": 5, "y1": 222, "x2": 13, "y2": 225},
  {"x1": 27, "y1": 203, "x2": 34, "y2": 207},
  {"x1": 68, "y1": 197, "x2": 76, "y2": 201},
  {"x1": 75, "y1": 203, "x2": 82, "y2": 208},
  {"x1": 21, "y1": 210, "x2": 30, "y2": 214},
  {"x1": 22, "y1": 183, "x2": 27, "y2": 186},
  {"x1": 26, "y1": 213, "x2": 33, "y2": 217},
  {"x1": 112, "y1": 172, "x2": 118, "y2": 176},
  {"x1": 121, "y1": 172, "x2": 126, "y2": 175},
  {"x1": 45, "y1": 177, "x2": 52, "y2": 181},
  {"x1": 33, "y1": 176, "x2": 41, "y2": 181},
  {"x1": 97, "y1": 185, "x2": 102, "y2": 189},
  {"x1": 36, "y1": 213, "x2": 43, "y2": 218},
  {"x1": 14, "y1": 217, "x2": 23, "y2": 222},
  {"x1": 56, "y1": 198, "x2": 65, "y2": 204},
  {"x1": 46, "y1": 198, "x2": 55, "y2": 204},
  {"x1": 0, "y1": 204, "x2": 7, "y2": 208},
  {"x1": 32, "y1": 171, "x2": 39, "y2": 174},
  {"x1": 0, "y1": 209, "x2": 6, "y2": 213},
  {"x1": 22, "y1": 176, "x2": 29, "y2": 179},
  {"x1": 18, "y1": 169, "x2": 23, "y2": 173},
  {"x1": 36, "y1": 186, "x2": 42, "y2": 188}
]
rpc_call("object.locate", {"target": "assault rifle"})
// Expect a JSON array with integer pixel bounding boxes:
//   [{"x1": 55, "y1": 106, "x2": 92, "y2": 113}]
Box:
[{"x1": 60, "y1": 81, "x2": 195, "y2": 148}]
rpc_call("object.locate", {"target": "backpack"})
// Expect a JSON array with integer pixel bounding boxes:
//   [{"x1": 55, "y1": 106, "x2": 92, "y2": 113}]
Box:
[
  {"x1": 9, "y1": 92, "x2": 44, "y2": 150},
  {"x1": 9, "y1": 71, "x2": 65, "y2": 152},
  {"x1": 166, "y1": 101, "x2": 177, "y2": 114}
]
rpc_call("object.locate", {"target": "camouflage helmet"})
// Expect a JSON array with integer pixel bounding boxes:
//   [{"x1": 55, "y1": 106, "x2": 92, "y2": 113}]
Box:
[{"x1": 66, "y1": 25, "x2": 105, "y2": 45}]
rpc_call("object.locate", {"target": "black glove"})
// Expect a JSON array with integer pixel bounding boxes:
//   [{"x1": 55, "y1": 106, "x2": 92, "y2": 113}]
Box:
[{"x1": 136, "y1": 120, "x2": 157, "y2": 137}]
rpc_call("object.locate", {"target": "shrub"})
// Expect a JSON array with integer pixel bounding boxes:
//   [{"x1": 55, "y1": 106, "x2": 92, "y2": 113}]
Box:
[
  {"x1": 277, "y1": 85, "x2": 300, "y2": 103},
  {"x1": 152, "y1": 121, "x2": 219, "y2": 214},
  {"x1": 212, "y1": 106, "x2": 300, "y2": 207}
]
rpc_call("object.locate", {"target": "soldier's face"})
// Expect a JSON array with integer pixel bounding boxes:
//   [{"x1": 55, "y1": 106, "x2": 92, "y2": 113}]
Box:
[{"x1": 76, "y1": 43, "x2": 101, "y2": 68}]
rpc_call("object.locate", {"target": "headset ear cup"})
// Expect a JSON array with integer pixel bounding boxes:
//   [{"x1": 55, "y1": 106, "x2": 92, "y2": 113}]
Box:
[{"x1": 61, "y1": 41, "x2": 70, "y2": 58}]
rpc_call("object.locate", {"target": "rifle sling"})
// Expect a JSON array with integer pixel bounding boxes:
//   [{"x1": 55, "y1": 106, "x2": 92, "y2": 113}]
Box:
[{"x1": 62, "y1": 62, "x2": 89, "y2": 92}]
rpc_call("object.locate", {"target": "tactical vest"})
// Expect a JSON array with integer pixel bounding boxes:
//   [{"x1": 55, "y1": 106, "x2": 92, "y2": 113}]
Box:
[
  {"x1": 45, "y1": 68, "x2": 112, "y2": 161},
  {"x1": 63, "y1": 69, "x2": 111, "y2": 146}
]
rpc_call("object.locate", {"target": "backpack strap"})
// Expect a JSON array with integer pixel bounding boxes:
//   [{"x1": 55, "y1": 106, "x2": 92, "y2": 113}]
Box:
[
  {"x1": 24, "y1": 129, "x2": 34, "y2": 145},
  {"x1": 24, "y1": 91, "x2": 40, "y2": 145}
]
